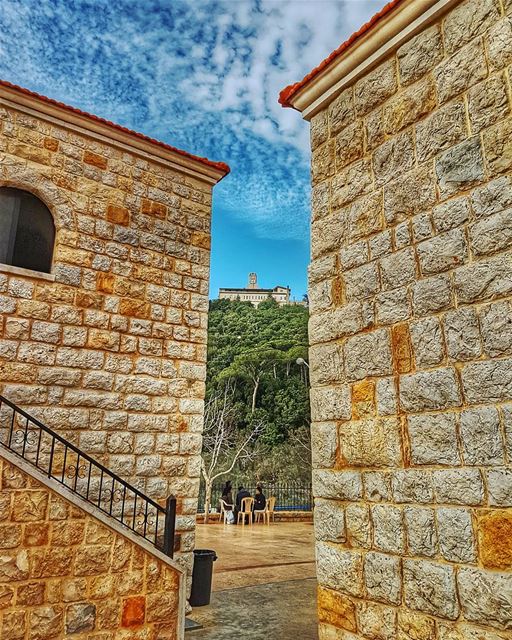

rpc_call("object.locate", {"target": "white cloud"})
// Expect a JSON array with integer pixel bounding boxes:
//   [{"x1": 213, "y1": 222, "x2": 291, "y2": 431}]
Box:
[{"x1": 0, "y1": 0, "x2": 383, "y2": 240}]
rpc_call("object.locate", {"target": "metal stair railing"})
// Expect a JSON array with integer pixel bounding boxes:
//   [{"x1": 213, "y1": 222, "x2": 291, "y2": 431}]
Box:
[{"x1": 0, "y1": 394, "x2": 176, "y2": 558}]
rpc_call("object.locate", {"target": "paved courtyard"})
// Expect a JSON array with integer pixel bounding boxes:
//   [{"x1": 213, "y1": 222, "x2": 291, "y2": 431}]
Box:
[{"x1": 188, "y1": 521, "x2": 318, "y2": 639}]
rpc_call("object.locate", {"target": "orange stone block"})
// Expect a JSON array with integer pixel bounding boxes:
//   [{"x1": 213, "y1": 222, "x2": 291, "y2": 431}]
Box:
[
  {"x1": 106, "y1": 203, "x2": 130, "y2": 225},
  {"x1": 97, "y1": 272, "x2": 115, "y2": 294},
  {"x1": 331, "y1": 276, "x2": 345, "y2": 307},
  {"x1": 76, "y1": 291, "x2": 103, "y2": 309},
  {"x1": 23, "y1": 523, "x2": 50, "y2": 546},
  {"x1": 191, "y1": 231, "x2": 211, "y2": 250},
  {"x1": 43, "y1": 137, "x2": 59, "y2": 151},
  {"x1": 317, "y1": 586, "x2": 356, "y2": 632},
  {"x1": 83, "y1": 150, "x2": 108, "y2": 169},
  {"x1": 478, "y1": 510, "x2": 512, "y2": 570},
  {"x1": 16, "y1": 581, "x2": 45, "y2": 606},
  {"x1": 352, "y1": 379, "x2": 375, "y2": 403},
  {"x1": 352, "y1": 379, "x2": 376, "y2": 419},
  {"x1": 392, "y1": 323, "x2": 413, "y2": 374},
  {"x1": 119, "y1": 298, "x2": 151, "y2": 319},
  {"x1": 142, "y1": 199, "x2": 167, "y2": 219},
  {"x1": 121, "y1": 596, "x2": 146, "y2": 627}
]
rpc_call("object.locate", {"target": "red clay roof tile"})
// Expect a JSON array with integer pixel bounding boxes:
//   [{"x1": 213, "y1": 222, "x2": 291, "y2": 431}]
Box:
[
  {"x1": 0, "y1": 79, "x2": 230, "y2": 176},
  {"x1": 279, "y1": 0, "x2": 405, "y2": 109}
]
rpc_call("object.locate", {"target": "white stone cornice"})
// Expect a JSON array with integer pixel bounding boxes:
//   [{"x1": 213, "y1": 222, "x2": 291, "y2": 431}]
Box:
[
  {"x1": 0, "y1": 84, "x2": 227, "y2": 186},
  {"x1": 288, "y1": 0, "x2": 460, "y2": 120}
]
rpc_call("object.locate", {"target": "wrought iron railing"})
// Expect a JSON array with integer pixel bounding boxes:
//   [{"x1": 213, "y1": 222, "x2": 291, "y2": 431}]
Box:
[
  {"x1": 198, "y1": 481, "x2": 313, "y2": 513},
  {"x1": 0, "y1": 395, "x2": 176, "y2": 558}
]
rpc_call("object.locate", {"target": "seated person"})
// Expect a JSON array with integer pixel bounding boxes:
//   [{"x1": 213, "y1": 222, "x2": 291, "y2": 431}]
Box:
[
  {"x1": 235, "y1": 485, "x2": 251, "y2": 524},
  {"x1": 254, "y1": 486, "x2": 266, "y2": 512},
  {"x1": 220, "y1": 480, "x2": 233, "y2": 510}
]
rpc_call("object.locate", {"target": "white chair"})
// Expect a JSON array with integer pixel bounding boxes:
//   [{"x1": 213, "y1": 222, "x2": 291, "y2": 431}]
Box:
[{"x1": 218, "y1": 498, "x2": 234, "y2": 524}]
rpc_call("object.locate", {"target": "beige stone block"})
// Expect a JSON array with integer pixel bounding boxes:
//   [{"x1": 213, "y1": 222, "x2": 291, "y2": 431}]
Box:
[
  {"x1": 311, "y1": 110, "x2": 329, "y2": 150},
  {"x1": 357, "y1": 601, "x2": 396, "y2": 639},
  {"x1": 29, "y1": 606, "x2": 64, "y2": 640},
  {"x1": 384, "y1": 164, "x2": 437, "y2": 224},
  {"x1": 329, "y1": 87, "x2": 355, "y2": 136},
  {"x1": 398, "y1": 25, "x2": 444, "y2": 86},
  {"x1": 74, "y1": 545, "x2": 111, "y2": 576},
  {"x1": 11, "y1": 491, "x2": 48, "y2": 522},
  {"x1": 0, "y1": 550, "x2": 29, "y2": 582},
  {"x1": 443, "y1": 0, "x2": 500, "y2": 54},
  {"x1": 468, "y1": 74, "x2": 510, "y2": 134},
  {"x1": 331, "y1": 159, "x2": 373, "y2": 209},
  {"x1": 397, "y1": 609, "x2": 436, "y2": 640},
  {"x1": 365, "y1": 108, "x2": 386, "y2": 154},
  {"x1": 354, "y1": 59, "x2": 398, "y2": 117},
  {"x1": 317, "y1": 543, "x2": 364, "y2": 597},
  {"x1": 1, "y1": 610, "x2": 26, "y2": 640},
  {"x1": 347, "y1": 192, "x2": 383, "y2": 242},
  {"x1": 338, "y1": 417, "x2": 402, "y2": 468},
  {"x1": 434, "y1": 39, "x2": 487, "y2": 104},
  {"x1": 487, "y1": 16, "x2": 512, "y2": 71},
  {"x1": 9, "y1": 141, "x2": 51, "y2": 165},
  {"x1": 146, "y1": 591, "x2": 178, "y2": 622},
  {"x1": 335, "y1": 120, "x2": 363, "y2": 170},
  {"x1": 415, "y1": 100, "x2": 467, "y2": 162},
  {"x1": 483, "y1": 118, "x2": 512, "y2": 176},
  {"x1": 30, "y1": 548, "x2": 73, "y2": 578},
  {"x1": 373, "y1": 131, "x2": 414, "y2": 187},
  {"x1": 384, "y1": 75, "x2": 436, "y2": 135},
  {"x1": 312, "y1": 140, "x2": 335, "y2": 184}
]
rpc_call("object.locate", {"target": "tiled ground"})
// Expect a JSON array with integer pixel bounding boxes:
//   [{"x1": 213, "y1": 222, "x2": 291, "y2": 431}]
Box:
[{"x1": 188, "y1": 522, "x2": 318, "y2": 639}]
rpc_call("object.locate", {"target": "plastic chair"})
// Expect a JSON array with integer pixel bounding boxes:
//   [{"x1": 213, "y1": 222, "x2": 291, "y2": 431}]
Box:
[
  {"x1": 254, "y1": 506, "x2": 266, "y2": 523},
  {"x1": 264, "y1": 496, "x2": 276, "y2": 525},
  {"x1": 237, "y1": 496, "x2": 254, "y2": 526},
  {"x1": 218, "y1": 498, "x2": 234, "y2": 524}
]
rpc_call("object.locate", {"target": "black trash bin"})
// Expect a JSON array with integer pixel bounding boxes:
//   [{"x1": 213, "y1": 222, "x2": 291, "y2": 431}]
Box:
[{"x1": 190, "y1": 549, "x2": 217, "y2": 607}]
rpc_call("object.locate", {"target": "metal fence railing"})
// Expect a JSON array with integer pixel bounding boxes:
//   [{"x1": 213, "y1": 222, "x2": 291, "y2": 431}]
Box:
[
  {"x1": 0, "y1": 394, "x2": 176, "y2": 557},
  {"x1": 197, "y1": 481, "x2": 313, "y2": 513}
]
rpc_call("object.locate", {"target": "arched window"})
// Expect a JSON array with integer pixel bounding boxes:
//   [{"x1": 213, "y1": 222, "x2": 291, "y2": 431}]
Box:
[{"x1": 0, "y1": 187, "x2": 55, "y2": 273}]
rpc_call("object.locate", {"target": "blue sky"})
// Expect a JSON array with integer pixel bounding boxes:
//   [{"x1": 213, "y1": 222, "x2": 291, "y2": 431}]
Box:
[{"x1": 0, "y1": 0, "x2": 382, "y2": 300}]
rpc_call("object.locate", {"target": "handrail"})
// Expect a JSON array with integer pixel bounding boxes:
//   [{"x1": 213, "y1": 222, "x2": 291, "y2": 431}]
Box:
[{"x1": 0, "y1": 394, "x2": 176, "y2": 558}]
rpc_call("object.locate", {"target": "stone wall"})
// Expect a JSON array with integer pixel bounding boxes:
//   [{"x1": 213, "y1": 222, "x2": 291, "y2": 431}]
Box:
[
  {"x1": 0, "y1": 93, "x2": 220, "y2": 583},
  {"x1": 308, "y1": 0, "x2": 512, "y2": 636},
  {"x1": 0, "y1": 456, "x2": 181, "y2": 639}
]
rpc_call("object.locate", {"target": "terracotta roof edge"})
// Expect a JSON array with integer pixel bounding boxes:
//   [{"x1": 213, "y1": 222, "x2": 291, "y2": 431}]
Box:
[
  {"x1": 279, "y1": 0, "x2": 405, "y2": 110},
  {"x1": 0, "y1": 79, "x2": 230, "y2": 179}
]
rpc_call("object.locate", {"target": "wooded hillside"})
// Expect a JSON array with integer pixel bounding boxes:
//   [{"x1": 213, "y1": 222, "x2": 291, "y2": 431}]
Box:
[{"x1": 205, "y1": 297, "x2": 311, "y2": 482}]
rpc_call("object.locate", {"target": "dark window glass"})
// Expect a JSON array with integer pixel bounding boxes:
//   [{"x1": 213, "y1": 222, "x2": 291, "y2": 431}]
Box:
[{"x1": 0, "y1": 188, "x2": 55, "y2": 273}]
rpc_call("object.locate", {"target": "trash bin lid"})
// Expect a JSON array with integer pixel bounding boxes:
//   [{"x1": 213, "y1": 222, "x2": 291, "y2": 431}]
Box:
[{"x1": 194, "y1": 549, "x2": 217, "y2": 559}]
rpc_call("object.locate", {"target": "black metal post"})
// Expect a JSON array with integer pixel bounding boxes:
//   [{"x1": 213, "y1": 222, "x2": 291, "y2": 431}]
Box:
[{"x1": 163, "y1": 495, "x2": 177, "y2": 558}]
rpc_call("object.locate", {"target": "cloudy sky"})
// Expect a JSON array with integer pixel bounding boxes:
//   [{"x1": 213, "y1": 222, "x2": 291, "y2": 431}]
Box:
[{"x1": 1, "y1": 0, "x2": 382, "y2": 299}]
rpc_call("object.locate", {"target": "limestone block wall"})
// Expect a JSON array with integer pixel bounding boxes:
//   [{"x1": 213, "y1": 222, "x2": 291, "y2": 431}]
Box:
[
  {"x1": 0, "y1": 86, "x2": 225, "y2": 581},
  {"x1": 307, "y1": 0, "x2": 512, "y2": 636},
  {"x1": 0, "y1": 456, "x2": 181, "y2": 639}
]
